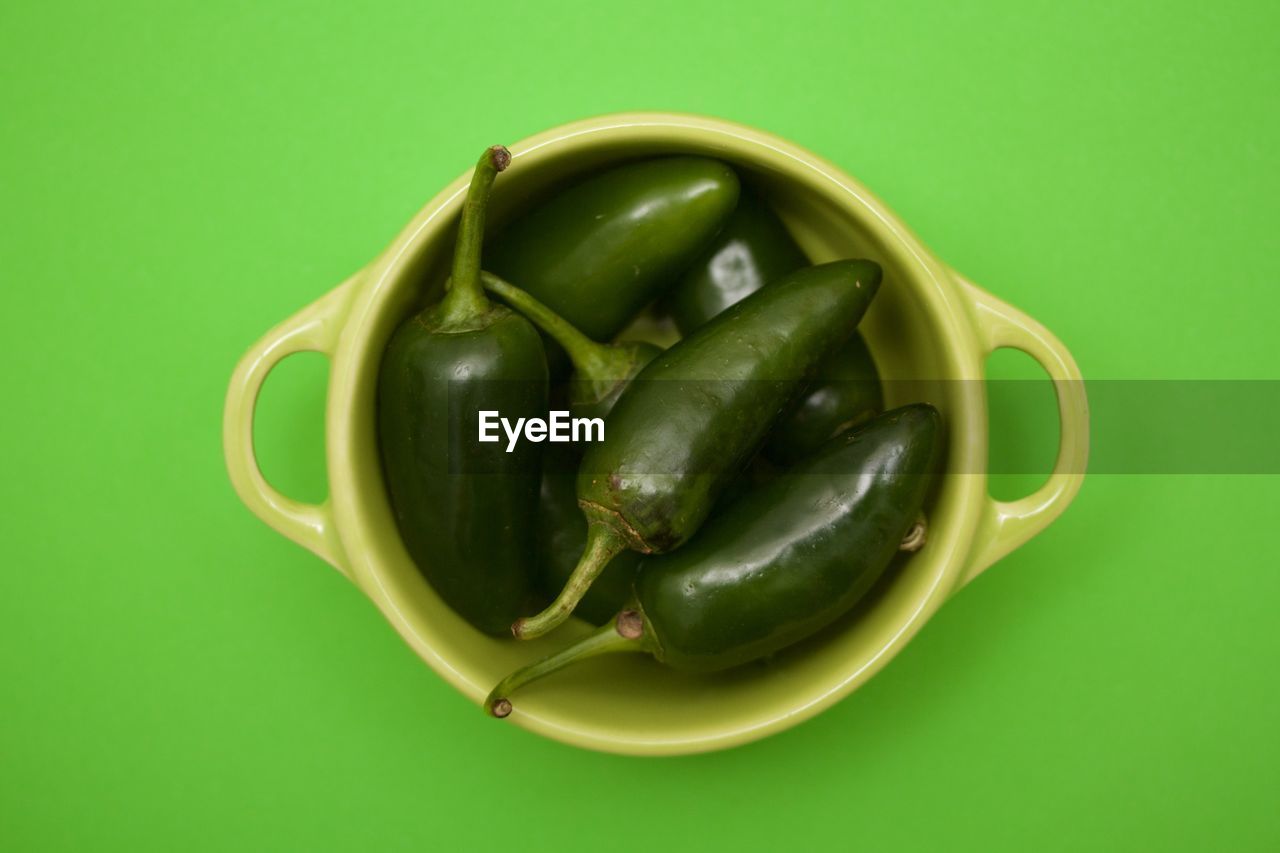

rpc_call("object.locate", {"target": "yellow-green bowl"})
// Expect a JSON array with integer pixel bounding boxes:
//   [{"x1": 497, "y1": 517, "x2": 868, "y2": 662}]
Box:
[{"x1": 223, "y1": 113, "x2": 1089, "y2": 755}]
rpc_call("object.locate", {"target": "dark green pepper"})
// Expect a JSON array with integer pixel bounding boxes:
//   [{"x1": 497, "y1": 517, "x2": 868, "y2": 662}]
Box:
[
  {"x1": 487, "y1": 157, "x2": 739, "y2": 371},
  {"x1": 513, "y1": 259, "x2": 883, "y2": 639},
  {"x1": 376, "y1": 147, "x2": 548, "y2": 636},
  {"x1": 664, "y1": 189, "x2": 884, "y2": 462},
  {"x1": 764, "y1": 333, "x2": 883, "y2": 464},
  {"x1": 486, "y1": 404, "x2": 942, "y2": 714},
  {"x1": 480, "y1": 272, "x2": 660, "y2": 422},
  {"x1": 663, "y1": 189, "x2": 808, "y2": 332}
]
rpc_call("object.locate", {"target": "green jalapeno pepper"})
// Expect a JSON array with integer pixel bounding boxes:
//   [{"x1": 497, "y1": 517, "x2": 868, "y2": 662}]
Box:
[
  {"x1": 486, "y1": 404, "x2": 941, "y2": 715},
  {"x1": 486, "y1": 157, "x2": 739, "y2": 371},
  {"x1": 664, "y1": 189, "x2": 885, "y2": 463},
  {"x1": 513, "y1": 259, "x2": 883, "y2": 639},
  {"x1": 480, "y1": 272, "x2": 661, "y2": 422},
  {"x1": 376, "y1": 147, "x2": 548, "y2": 636}
]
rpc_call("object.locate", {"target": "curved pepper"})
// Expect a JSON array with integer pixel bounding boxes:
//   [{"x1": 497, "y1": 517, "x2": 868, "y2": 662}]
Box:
[
  {"x1": 513, "y1": 259, "x2": 883, "y2": 639},
  {"x1": 664, "y1": 189, "x2": 884, "y2": 462},
  {"x1": 486, "y1": 404, "x2": 942, "y2": 713},
  {"x1": 376, "y1": 147, "x2": 548, "y2": 636},
  {"x1": 486, "y1": 157, "x2": 739, "y2": 371}
]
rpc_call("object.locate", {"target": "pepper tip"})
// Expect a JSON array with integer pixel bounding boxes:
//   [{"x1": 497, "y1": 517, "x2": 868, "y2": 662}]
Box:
[
  {"x1": 616, "y1": 610, "x2": 644, "y2": 640},
  {"x1": 489, "y1": 145, "x2": 511, "y2": 172},
  {"x1": 490, "y1": 697, "x2": 513, "y2": 718}
]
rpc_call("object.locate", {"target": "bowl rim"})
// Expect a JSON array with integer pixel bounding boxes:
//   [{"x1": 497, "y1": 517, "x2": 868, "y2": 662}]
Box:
[{"x1": 325, "y1": 112, "x2": 990, "y2": 755}]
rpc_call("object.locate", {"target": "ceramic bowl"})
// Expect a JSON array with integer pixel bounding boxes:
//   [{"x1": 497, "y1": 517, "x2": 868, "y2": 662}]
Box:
[{"x1": 224, "y1": 113, "x2": 1088, "y2": 755}]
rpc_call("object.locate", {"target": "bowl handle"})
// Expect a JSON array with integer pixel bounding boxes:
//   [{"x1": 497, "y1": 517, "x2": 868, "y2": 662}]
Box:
[
  {"x1": 953, "y1": 272, "x2": 1090, "y2": 586},
  {"x1": 222, "y1": 275, "x2": 360, "y2": 578}
]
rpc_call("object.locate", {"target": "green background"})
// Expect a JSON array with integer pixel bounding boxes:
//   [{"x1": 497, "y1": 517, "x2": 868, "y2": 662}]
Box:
[{"x1": 3, "y1": 1, "x2": 1277, "y2": 850}]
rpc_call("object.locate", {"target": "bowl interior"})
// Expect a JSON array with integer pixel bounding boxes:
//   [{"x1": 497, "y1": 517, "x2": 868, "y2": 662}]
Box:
[{"x1": 337, "y1": 121, "x2": 984, "y2": 753}]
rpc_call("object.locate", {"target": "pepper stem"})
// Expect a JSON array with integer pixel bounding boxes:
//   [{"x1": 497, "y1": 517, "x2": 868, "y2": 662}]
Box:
[
  {"x1": 512, "y1": 524, "x2": 628, "y2": 639},
  {"x1": 480, "y1": 271, "x2": 634, "y2": 382},
  {"x1": 486, "y1": 610, "x2": 648, "y2": 717},
  {"x1": 438, "y1": 145, "x2": 511, "y2": 324}
]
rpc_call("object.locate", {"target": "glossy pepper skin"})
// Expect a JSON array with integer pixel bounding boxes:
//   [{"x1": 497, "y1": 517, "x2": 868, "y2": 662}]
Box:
[
  {"x1": 636, "y1": 403, "x2": 941, "y2": 670},
  {"x1": 513, "y1": 259, "x2": 883, "y2": 639},
  {"x1": 376, "y1": 147, "x2": 548, "y2": 636},
  {"x1": 664, "y1": 189, "x2": 885, "y2": 463},
  {"x1": 663, "y1": 189, "x2": 808, "y2": 333},
  {"x1": 764, "y1": 333, "x2": 883, "y2": 464},
  {"x1": 485, "y1": 404, "x2": 942, "y2": 714},
  {"x1": 534, "y1": 448, "x2": 773, "y2": 627},
  {"x1": 486, "y1": 157, "x2": 739, "y2": 370}
]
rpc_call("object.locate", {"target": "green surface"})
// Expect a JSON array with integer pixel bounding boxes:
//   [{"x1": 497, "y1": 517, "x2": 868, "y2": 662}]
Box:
[{"x1": 1, "y1": 1, "x2": 1277, "y2": 850}]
